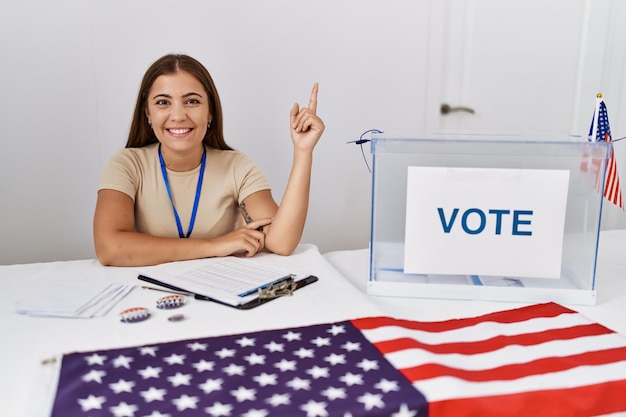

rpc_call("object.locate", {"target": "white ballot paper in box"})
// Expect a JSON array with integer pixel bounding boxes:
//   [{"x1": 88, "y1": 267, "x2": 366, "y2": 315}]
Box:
[{"x1": 404, "y1": 166, "x2": 570, "y2": 279}]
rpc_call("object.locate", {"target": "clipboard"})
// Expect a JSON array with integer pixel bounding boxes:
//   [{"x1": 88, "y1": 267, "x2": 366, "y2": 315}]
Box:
[{"x1": 137, "y1": 274, "x2": 318, "y2": 310}]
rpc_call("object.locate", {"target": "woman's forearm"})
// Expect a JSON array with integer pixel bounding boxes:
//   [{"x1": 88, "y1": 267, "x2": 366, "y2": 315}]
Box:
[{"x1": 264, "y1": 150, "x2": 314, "y2": 255}]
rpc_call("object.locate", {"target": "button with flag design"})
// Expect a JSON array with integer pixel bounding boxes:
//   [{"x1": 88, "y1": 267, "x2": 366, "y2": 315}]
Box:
[
  {"x1": 156, "y1": 295, "x2": 185, "y2": 309},
  {"x1": 119, "y1": 307, "x2": 150, "y2": 323}
]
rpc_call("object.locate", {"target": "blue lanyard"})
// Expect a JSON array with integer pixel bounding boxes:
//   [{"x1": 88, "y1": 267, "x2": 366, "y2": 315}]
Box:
[{"x1": 158, "y1": 145, "x2": 206, "y2": 238}]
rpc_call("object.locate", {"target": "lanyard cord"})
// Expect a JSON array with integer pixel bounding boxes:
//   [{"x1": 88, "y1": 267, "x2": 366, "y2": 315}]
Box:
[{"x1": 158, "y1": 144, "x2": 206, "y2": 238}]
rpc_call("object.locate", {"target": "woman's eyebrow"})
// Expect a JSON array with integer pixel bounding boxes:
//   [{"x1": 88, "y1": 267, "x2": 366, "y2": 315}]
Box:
[
  {"x1": 182, "y1": 92, "x2": 203, "y2": 98},
  {"x1": 151, "y1": 92, "x2": 203, "y2": 100}
]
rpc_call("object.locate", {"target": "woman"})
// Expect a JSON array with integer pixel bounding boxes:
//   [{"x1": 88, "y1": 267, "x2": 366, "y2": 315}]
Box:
[{"x1": 93, "y1": 54, "x2": 324, "y2": 266}]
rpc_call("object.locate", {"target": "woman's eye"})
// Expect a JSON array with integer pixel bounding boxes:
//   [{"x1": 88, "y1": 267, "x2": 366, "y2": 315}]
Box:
[
  {"x1": 186, "y1": 99, "x2": 200, "y2": 105},
  {"x1": 155, "y1": 99, "x2": 169, "y2": 106}
]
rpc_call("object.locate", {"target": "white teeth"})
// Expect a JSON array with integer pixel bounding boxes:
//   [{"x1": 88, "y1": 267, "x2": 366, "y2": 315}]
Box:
[{"x1": 169, "y1": 128, "x2": 190, "y2": 134}]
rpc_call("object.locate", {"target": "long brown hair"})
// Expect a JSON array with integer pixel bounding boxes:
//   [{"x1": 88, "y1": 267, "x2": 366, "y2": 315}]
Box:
[{"x1": 126, "y1": 54, "x2": 232, "y2": 150}]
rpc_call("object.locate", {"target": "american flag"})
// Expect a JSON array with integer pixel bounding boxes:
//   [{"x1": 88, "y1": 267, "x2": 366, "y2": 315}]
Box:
[
  {"x1": 588, "y1": 97, "x2": 624, "y2": 209},
  {"x1": 51, "y1": 303, "x2": 626, "y2": 417}
]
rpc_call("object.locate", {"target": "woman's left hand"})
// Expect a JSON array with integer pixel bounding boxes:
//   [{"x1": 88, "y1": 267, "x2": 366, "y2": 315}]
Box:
[{"x1": 290, "y1": 83, "x2": 325, "y2": 152}]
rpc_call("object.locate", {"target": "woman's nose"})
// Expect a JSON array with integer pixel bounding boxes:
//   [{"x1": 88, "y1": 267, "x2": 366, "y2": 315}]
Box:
[{"x1": 169, "y1": 103, "x2": 187, "y2": 121}]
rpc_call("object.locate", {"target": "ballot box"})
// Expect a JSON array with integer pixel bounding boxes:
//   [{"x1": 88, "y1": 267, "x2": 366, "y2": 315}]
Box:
[{"x1": 368, "y1": 133, "x2": 611, "y2": 305}]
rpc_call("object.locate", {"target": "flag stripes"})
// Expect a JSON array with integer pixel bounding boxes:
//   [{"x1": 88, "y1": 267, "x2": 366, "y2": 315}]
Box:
[
  {"x1": 428, "y1": 378, "x2": 626, "y2": 417},
  {"x1": 352, "y1": 303, "x2": 626, "y2": 417},
  {"x1": 373, "y1": 323, "x2": 612, "y2": 356},
  {"x1": 604, "y1": 141, "x2": 623, "y2": 209},
  {"x1": 401, "y1": 345, "x2": 626, "y2": 382}
]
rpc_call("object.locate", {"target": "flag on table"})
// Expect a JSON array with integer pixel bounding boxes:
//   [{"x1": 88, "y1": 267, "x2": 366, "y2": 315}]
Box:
[
  {"x1": 50, "y1": 303, "x2": 626, "y2": 417},
  {"x1": 588, "y1": 95, "x2": 624, "y2": 209}
]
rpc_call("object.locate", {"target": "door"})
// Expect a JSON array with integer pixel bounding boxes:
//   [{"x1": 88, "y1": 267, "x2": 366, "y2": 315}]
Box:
[
  {"x1": 426, "y1": 0, "x2": 615, "y2": 136},
  {"x1": 426, "y1": 0, "x2": 626, "y2": 228}
]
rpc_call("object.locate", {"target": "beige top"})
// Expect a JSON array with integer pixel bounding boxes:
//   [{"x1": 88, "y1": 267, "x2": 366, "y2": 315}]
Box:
[{"x1": 98, "y1": 143, "x2": 271, "y2": 238}]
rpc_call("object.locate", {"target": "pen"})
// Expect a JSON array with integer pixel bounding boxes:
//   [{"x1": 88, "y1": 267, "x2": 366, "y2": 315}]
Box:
[{"x1": 141, "y1": 286, "x2": 194, "y2": 297}]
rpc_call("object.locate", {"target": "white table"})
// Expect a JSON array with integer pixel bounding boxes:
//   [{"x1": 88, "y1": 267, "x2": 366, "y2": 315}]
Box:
[
  {"x1": 2, "y1": 231, "x2": 625, "y2": 417},
  {"x1": 323, "y1": 229, "x2": 626, "y2": 334}
]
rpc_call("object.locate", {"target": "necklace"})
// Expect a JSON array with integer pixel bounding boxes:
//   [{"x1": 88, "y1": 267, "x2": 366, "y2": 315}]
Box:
[{"x1": 158, "y1": 144, "x2": 206, "y2": 238}]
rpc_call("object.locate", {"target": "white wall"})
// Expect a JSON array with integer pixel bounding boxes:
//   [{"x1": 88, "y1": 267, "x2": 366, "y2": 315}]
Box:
[
  {"x1": 2, "y1": 0, "x2": 625, "y2": 265},
  {"x1": 0, "y1": 0, "x2": 432, "y2": 264}
]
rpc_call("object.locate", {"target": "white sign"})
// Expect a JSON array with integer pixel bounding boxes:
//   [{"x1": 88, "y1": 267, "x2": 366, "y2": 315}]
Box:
[{"x1": 404, "y1": 167, "x2": 570, "y2": 279}]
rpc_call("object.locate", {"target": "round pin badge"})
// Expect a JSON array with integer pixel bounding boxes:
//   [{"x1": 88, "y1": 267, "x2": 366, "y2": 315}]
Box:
[
  {"x1": 120, "y1": 307, "x2": 150, "y2": 323},
  {"x1": 156, "y1": 294, "x2": 185, "y2": 310}
]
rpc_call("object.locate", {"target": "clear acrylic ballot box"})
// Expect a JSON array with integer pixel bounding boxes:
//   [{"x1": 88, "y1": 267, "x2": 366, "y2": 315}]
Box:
[{"x1": 368, "y1": 133, "x2": 611, "y2": 305}]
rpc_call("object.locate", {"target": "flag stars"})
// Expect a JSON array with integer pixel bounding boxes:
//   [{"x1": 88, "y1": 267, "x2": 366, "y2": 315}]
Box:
[
  {"x1": 187, "y1": 342, "x2": 208, "y2": 351},
  {"x1": 375, "y1": 378, "x2": 400, "y2": 393},
  {"x1": 339, "y1": 372, "x2": 363, "y2": 386},
  {"x1": 216, "y1": 347, "x2": 236, "y2": 359},
  {"x1": 306, "y1": 365, "x2": 330, "y2": 379},
  {"x1": 266, "y1": 392, "x2": 291, "y2": 407},
  {"x1": 311, "y1": 336, "x2": 331, "y2": 347},
  {"x1": 294, "y1": 347, "x2": 315, "y2": 359},
  {"x1": 300, "y1": 399, "x2": 329, "y2": 417},
  {"x1": 113, "y1": 355, "x2": 134, "y2": 369},
  {"x1": 283, "y1": 331, "x2": 301, "y2": 341},
  {"x1": 242, "y1": 408, "x2": 269, "y2": 417},
  {"x1": 192, "y1": 359, "x2": 215, "y2": 372},
  {"x1": 391, "y1": 403, "x2": 419, "y2": 417},
  {"x1": 321, "y1": 386, "x2": 347, "y2": 401},
  {"x1": 77, "y1": 394, "x2": 106, "y2": 411},
  {"x1": 144, "y1": 411, "x2": 170, "y2": 417},
  {"x1": 253, "y1": 372, "x2": 278, "y2": 386},
  {"x1": 199, "y1": 377, "x2": 224, "y2": 394},
  {"x1": 236, "y1": 336, "x2": 256, "y2": 347},
  {"x1": 172, "y1": 394, "x2": 199, "y2": 411},
  {"x1": 82, "y1": 369, "x2": 107, "y2": 383},
  {"x1": 341, "y1": 341, "x2": 361, "y2": 352},
  {"x1": 223, "y1": 363, "x2": 246, "y2": 376},
  {"x1": 54, "y1": 322, "x2": 436, "y2": 417},
  {"x1": 356, "y1": 358, "x2": 379, "y2": 372},
  {"x1": 264, "y1": 340, "x2": 284, "y2": 352},
  {"x1": 327, "y1": 324, "x2": 346, "y2": 336},
  {"x1": 140, "y1": 386, "x2": 167, "y2": 402},
  {"x1": 357, "y1": 392, "x2": 385, "y2": 411},
  {"x1": 231, "y1": 386, "x2": 257, "y2": 402},
  {"x1": 138, "y1": 366, "x2": 162, "y2": 379},
  {"x1": 109, "y1": 379, "x2": 135, "y2": 394},
  {"x1": 109, "y1": 401, "x2": 138, "y2": 417},
  {"x1": 139, "y1": 346, "x2": 158, "y2": 356},
  {"x1": 205, "y1": 401, "x2": 233, "y2": 416},
  {"x1": 167, "y1": 372, "x2": 192, "y2": 387},
  {"x1": 163, "y1": 353, "x2": 186, "y2": 365},
  {"x1": 85, "y1": 353, "x2": 107, "y2": 366},
  {"x1": 324, "y1": 353, "x2": 346, "y2": 366},
  {"x1": 244, "y1": 352, "x2": 266, "y2": 365},
  {"x1": 286, "y1": 376, "x2": 311, "y2": 390},
  {"x1": 274, "y1": 358, "x2": 297, "y2": 372}
]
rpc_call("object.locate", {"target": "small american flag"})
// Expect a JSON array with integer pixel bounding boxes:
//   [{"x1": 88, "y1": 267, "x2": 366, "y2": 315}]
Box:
[
  {"x1": 588, "y1": 96, "x2": 624, "y2": 209},
  {"x1": 50, "y1": 303, "x2": 626, "y2": 417}
]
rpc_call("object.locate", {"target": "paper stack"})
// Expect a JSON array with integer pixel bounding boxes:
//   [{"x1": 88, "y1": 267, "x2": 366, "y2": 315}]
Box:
[{"x1": 15, "y1": 281, "x2": 133, "y2": 318}]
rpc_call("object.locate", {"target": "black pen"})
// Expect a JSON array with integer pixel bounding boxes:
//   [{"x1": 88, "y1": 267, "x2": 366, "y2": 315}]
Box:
[{"x1": 141, "y1": 285, "x2": 193, "y2": 297}]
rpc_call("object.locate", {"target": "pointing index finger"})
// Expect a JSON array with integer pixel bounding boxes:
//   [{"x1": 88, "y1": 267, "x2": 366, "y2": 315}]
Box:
[{"x1": 308, "y1": 83, "x2": 319, "y2": 114}]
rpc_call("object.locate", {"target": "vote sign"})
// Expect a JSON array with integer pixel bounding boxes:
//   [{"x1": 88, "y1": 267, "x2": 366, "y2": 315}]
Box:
[{"x1": 404, "y1": 167, "x2": 570, "y2": 279}]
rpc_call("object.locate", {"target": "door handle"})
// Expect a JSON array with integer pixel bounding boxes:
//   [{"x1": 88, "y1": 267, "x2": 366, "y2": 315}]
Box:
[{"x1": 440, "y1": 103, "x2": 475, "y2": 115}]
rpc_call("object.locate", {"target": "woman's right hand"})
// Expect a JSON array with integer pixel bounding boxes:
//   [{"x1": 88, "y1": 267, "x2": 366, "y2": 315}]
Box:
[{"x1": 206, "y1": 218, "x2": 272, "y2": 257}]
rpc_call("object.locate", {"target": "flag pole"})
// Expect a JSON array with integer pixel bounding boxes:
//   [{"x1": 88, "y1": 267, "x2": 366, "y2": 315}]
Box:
[{"x1": 590, "y1": 93, "x2": 602, "y2": 142}]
